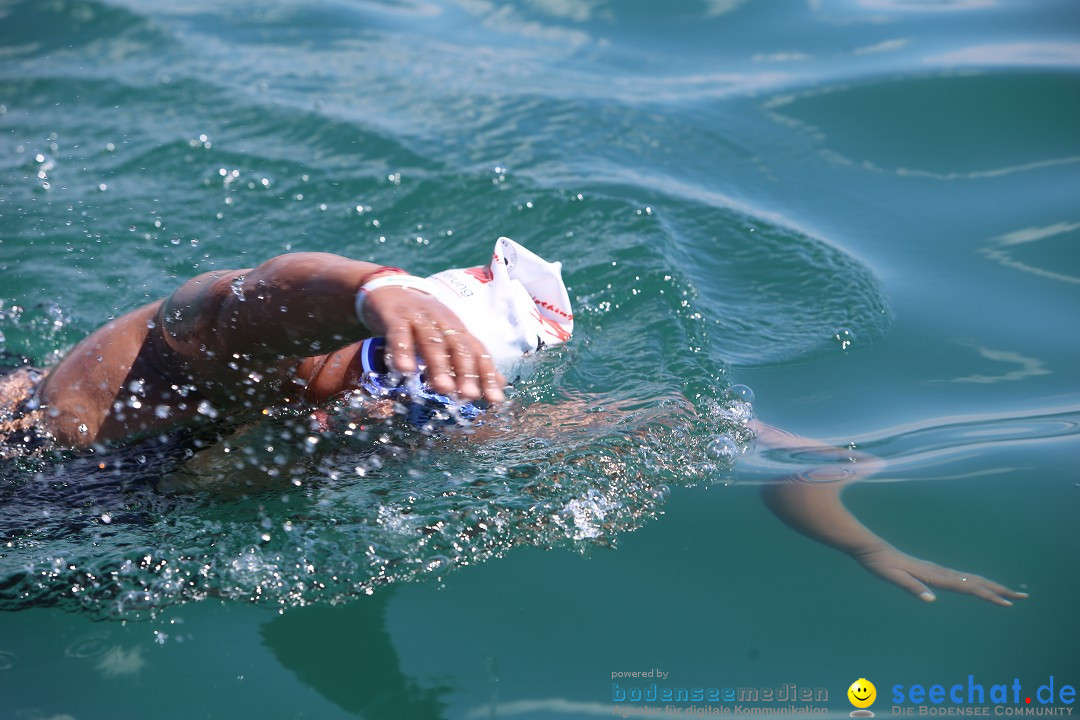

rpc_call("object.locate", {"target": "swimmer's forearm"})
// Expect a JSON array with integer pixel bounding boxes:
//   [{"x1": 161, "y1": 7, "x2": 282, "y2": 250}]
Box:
[
  {"x1": 757, "y1": 422, "x2": 889, "y2": 557},
  {"x1": 161, "y1": 253, "x2": 389, "y2": 359},
  {"x1": 761, "y1": 479, "x2": 891, "y2": 558}
]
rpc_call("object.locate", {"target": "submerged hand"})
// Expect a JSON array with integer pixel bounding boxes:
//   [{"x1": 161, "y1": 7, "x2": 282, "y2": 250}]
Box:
[
  {"x1": 360, "y1": 284, "x2": 506, "y2": 403},
  {"x1": 855, "y1": 546, "x2": 1028, "y2": 606}
]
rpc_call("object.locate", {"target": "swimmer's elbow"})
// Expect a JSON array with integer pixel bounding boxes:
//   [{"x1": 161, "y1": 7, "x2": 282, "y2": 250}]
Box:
[
  {"x1": 43, "y1": 404, "x2": 102, "y2": 449},
  {"x1": 160, "y1": 269, "x2": 246, "y2": 354}
]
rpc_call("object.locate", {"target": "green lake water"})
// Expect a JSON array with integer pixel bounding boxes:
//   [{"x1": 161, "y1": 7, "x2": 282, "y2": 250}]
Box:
[{"x1": 1, "y1": 0, "x2": 1078, "y2": 717}]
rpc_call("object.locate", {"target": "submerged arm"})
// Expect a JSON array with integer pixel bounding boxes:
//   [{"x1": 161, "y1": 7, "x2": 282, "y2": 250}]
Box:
[{"x1": 757, "y1": 424, "x2": 1027, "y2": 606}]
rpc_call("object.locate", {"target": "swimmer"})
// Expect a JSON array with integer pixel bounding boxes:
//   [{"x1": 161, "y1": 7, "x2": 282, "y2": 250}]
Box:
[
  {"x1": 2, "y1": 237, "x2": 571, "y2": 451},
  {"x1": 0, "y1": 238, "x2": 1026, "y2": 606}
]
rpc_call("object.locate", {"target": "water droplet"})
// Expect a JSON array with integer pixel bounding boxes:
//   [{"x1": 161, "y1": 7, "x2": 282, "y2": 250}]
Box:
[{"x1": 230, "y1": 277, "x2": 246, "y2": 301}]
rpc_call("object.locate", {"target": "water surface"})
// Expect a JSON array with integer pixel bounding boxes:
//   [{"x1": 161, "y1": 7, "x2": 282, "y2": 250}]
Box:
[{"x1": 1, "y1": 0, "x2": 1078, "y2": 717}]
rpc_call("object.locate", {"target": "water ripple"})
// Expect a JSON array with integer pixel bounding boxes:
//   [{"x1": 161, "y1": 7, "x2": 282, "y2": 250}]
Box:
[{"x1": 742, "y1": 402, "x2": 1080, "y2": 482}]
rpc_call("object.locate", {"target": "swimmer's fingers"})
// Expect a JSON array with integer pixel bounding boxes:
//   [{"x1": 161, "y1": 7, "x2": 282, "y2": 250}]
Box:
[
  {"x1": 856, "y1": 549, "x2": 939, "y2": 601},
  {"x1": 399, "y1": 294, "x2": 505, "y2": 402},
  {"x1": 404, "y1": 305, "x2": 503, "y2": 402},
  {"x1": 858, "y1": 548, "x2": 1027, "y2": 606},
  {"x1": 411, "y1": 318, "x2": 460, "y2": 397},
  {"x1": 363, "y1": 286, "x2": 464, "y2": 384},
  {"x1": 477, "y1": 351, "x2": 506, "y2": 404},
  {"x1": 440, "y1": 329, "x2": 478, "y2": 399},
  {"x1": 361, "y1": 286, "x2": 428, "y2": 373},
  {"x1": 921, "y1": 567, "x2": 1029, "y2": 606},
  {"x1": 983, "y1": 578, "x2": 1029, "y2": 601},
  {"x1": 442, "y1": 330, "x2": 506, "y2": 403},
  {"x1": 382, "y1": 319, "x2": 418, "y2": 373},
  {"x1": 360, "y1": 284, "x2": 505, "y2": 402},
  {"x1": 872, "y1": 565, "x2": 938, "y2": 603}
]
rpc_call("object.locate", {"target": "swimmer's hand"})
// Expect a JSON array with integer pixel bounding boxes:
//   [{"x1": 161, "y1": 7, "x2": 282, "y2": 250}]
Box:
[
  {"x1": 757, "y1": 423, "x2": 1026, "y2": 607},
  {"x1": 853, "y1": 545, "x2": 1029, "y2": 607},
  {"x1": 360, "y1": 284, "x2": 506, "y2": 403}
]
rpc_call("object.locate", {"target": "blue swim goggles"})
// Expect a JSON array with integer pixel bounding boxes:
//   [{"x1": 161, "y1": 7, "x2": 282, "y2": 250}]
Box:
[{"x1": 356, "y1": 337, "x2": 483, "y2": 428}]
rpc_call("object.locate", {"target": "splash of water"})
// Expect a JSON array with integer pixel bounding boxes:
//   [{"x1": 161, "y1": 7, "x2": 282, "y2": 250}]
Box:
[{"x1": 0, "y1": 377, "x2": 755, "y2": 620}]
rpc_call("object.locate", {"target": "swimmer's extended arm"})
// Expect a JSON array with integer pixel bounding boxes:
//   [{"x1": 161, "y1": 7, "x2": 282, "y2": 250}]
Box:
[
  {"x1": 757, "y1": 424, "x2": 1027, "y2": 606},
  {"x1": 160, "y1": 253, "x2": 503, "y2": 402},
  {"x1": 41, "y1": 253, "x2": 503, "y2": 446}
]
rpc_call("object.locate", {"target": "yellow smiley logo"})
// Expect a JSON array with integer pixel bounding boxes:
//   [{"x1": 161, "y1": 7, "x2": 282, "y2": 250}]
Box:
[{"x1": 848, "y1": 678, "x2": 877, "y2": 709}]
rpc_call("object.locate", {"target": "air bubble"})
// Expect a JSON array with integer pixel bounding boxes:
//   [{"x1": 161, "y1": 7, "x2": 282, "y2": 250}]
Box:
[
  {"x1": 727, "y1": 384, "x2": 755, "y2": 404},
  {"x1": 705, "y1": 435, "x2": 737, "y2": 462}
]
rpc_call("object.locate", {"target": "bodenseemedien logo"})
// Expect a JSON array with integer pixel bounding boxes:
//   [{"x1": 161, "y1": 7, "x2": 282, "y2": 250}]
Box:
[{"x1": 848, "y1": 678, "x2": 877, "y2": 717}]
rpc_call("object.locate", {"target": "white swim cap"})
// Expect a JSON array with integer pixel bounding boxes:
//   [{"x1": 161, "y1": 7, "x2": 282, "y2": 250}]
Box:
[{"x1": 425, "y1": 237, "x2": 573, "y2": 376}]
